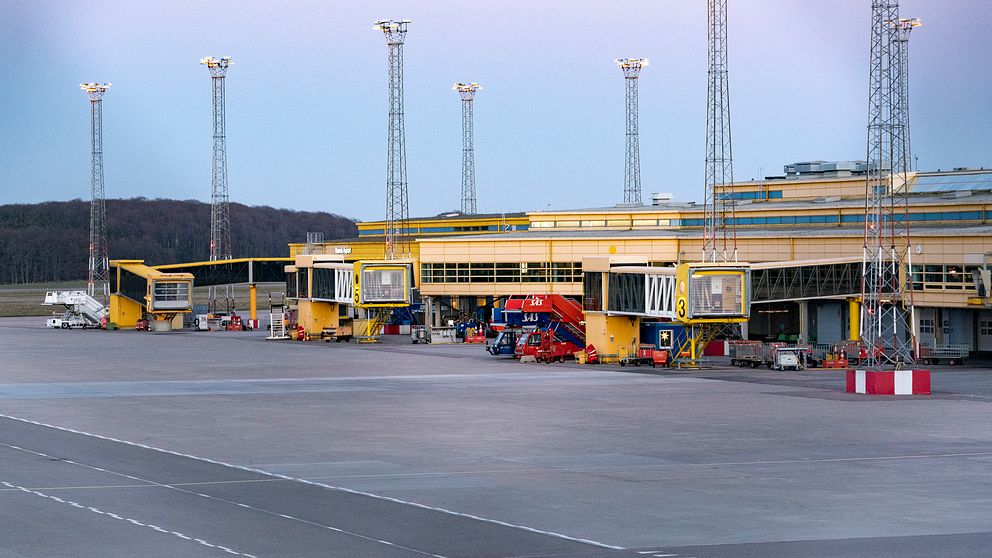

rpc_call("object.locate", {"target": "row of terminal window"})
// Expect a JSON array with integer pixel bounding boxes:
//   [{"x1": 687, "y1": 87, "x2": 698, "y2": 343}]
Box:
[
  {"x1": 420, "y1": 262, "x2": 581, "y2": 284},
  {"x1": 719, "y1": 191, "x2": 785, "y2": 200},
  {"x1": 531, "y1": 210, "x2": 984, "y2": 229},
  {"x1": 909, "y1": 265, "x2": 981, "y2": 291},
  {"x1": 419, "y1": 262, "x2": 981, "y2": 293},
  {"x1": 680, "y1": 211, "x2": 983, "y2": 227},
  {"x1": 358, "y1": 225, "x2": 527, "y2": 236}
]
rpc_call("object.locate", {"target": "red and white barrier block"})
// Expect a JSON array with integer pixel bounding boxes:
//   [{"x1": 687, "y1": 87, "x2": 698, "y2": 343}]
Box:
[{"x1": 846, "y1": 369, "x2": 931, "y2": 395}]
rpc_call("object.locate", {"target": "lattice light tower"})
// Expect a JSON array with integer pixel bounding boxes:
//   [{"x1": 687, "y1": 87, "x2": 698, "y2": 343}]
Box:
[
  {"x1": 375, "y1": 19, "x2": 411, "y2": 260},
  {"x1": 893, "y1": 18, "x2": 921, "y2": 171},
  {"x1": 860, "y1": 3, "x2": 917, "y2": 367},
  {"x1": 80, "y1": 82, "x2": 111, "y2": 304},
  {"x1": 200, "y1": 56, "x2": 233, "y2": 312},
  {"x1": 616, "y1": 58, "x2": 648, "y2": 205},
  {"x1": 703, "y1": 0, "x2": 736, "y2": 262},
  {"x1": 453, "y1": 82, "x2": 481, "y2": 214}
]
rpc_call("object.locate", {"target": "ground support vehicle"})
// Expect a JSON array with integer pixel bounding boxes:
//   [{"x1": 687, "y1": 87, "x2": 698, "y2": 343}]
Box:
[
  {"x1": 730, "y1": 341, "x2": 765, "y2": 368},
  {"x1": 730, "y1": 341, "x2": 811, "y2": 370},
  {"x1": 768, "y1": 346, "x2": 806, "y2": 371},
  {"x1": 411, "y1": 325, "x2": 430, "y2": 344},
  {"x1": 42, "y1": 291, "x2": 107, "y2": 329},
  {"x1": 918, "y1": 344, "x2": 969, "y2": 366},
  {"x1": 46, "y1": 313, "x2": 90, "y2": 329},
  {"x1": 321, "y1": 324, "x2": 354, "y2": 343},
  {"x1": 487, "y1": 329, "x2": 522, "y2": 356},
  {"x1": 515, "y1": 330, "x2": 581, "y2": 363},
  {"x1": 619, "y1": 344, "x2": 671, "y2": 367}
]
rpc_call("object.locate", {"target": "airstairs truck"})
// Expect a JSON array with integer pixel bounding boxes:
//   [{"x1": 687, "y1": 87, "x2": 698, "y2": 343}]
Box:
[{"x1": 43, "y1": 290, "x2": 108, "y2": 329}]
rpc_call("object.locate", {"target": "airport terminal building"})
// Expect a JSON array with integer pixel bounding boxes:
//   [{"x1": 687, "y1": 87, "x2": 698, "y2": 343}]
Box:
[{"x1": 293, "y1": 164, "x2": 992, "y2": 352}]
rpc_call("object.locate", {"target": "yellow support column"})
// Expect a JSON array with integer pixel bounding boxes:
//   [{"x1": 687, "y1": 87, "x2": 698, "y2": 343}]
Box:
[
  {"x1": 249, "y1": 284, "x2": 257, "y2": 324},
  {"x1": 848, "y1": 298, "x2": 860, "y2": 341}
]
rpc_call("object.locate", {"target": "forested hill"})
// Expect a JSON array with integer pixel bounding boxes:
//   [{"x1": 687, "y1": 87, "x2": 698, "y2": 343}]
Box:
[{"x1": 0, "y1": 198, "x2": 357, "y2": 284}]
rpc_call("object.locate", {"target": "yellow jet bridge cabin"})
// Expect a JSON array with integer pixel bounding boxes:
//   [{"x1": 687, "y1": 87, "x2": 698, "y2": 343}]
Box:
[
  {"x1": 583, "y1": 257, "x2": 751, "y2": 366},
  {"x1": 286, "y1": 255, "x2": 413, "y2": 341},
  {"x1": 109, "y1": 260, "x2": 194, "y2": 331}
]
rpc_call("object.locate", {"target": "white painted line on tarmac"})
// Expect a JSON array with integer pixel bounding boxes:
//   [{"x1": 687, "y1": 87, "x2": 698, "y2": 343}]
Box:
[
  {"x1": 0, "y1": 440, "x2": 447, "y2": 558},
  {"x1": 6, "y1": 478, "x2": 283, "y2": 492},
  {"x1": 1, "y1": 481, "x2": 256, "y2": 558},
  {"x1": 0, "y1": 412, "x2": 625, "y2": 551}
]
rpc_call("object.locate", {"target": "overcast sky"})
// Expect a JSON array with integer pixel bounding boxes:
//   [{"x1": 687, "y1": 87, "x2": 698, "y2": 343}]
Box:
[{"x1": 1, "y1": 0, "x2": 988, "y2": 220}]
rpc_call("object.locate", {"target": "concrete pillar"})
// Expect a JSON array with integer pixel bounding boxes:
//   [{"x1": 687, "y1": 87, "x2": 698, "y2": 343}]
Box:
[
  {"x1": 848, "y1": 298, "x2": 860, "y2": 341},
  {"x1": 798, "y1": 301, "x2": 809, "y2": 343},
  {"x1": 740, "y1": 321, "x2": 749, "y2": 341},
  {"x1": 424, "y1": 296, "x2": 434, "y2": 328}
]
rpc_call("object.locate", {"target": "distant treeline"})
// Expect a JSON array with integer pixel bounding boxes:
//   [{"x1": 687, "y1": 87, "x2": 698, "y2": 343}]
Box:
[{"x1": 0, "y1": 198, "x2": 357, "y2": 284}]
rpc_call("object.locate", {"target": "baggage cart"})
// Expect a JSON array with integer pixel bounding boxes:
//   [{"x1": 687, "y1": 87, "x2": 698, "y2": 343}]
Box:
[{"x1": 918, "y1": 344, "x2": 969, "y2": 366}]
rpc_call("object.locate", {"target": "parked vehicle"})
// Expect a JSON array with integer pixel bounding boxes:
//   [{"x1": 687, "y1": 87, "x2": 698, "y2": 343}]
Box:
[
  {"x1": 411, "y1": 325, "x2": 430, "y2": 344},
  {"x1": 918, "y1": 344, "x2": 969, "y2": 366},
  {"x1": 730, "y1": 341, "x2": 809, "y2": 370},
  {"x1": 321, "y1": 324, "x2": 354, "y2": 343},
  {"x1": 515, "y1": 330, "x2": 581, "y2": 363},
  {"x1": 730, "y1": 340, "x2": 765, "y2": 368},
  {"x1": 769, "y1": 346, "x2": 806, "y2": 371},
  {"x1": 487, "y1": 329, "x2": 522, "y2": 356},
  {"x1": 46, "y1": 313, "x2": 89, "y2": 329},
  {"x1": 619, "y1": 344, "x2": 671, "y2": 367}
]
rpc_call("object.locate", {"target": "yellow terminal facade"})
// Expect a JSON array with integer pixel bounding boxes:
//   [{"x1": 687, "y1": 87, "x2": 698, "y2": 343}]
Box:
[{"x1": 293, "y1": 165, "x2": 992, "y2": 352}]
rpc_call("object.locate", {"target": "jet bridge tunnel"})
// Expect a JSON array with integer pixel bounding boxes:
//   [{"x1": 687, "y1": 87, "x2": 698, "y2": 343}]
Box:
[{"x1": 153, "y1": 258, "x2": 293, "y2": 326}]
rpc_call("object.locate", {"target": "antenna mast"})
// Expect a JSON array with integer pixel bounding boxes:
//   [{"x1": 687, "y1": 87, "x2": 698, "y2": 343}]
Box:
[
  {"x1": 453, "y1": 82, "x2": 481, "y2": 214},
  {"x1": 80, "y1": 82, "x2": 111, "y2": 305},
  {"x1": 616, "y1": 58, "x2": 649, "y2": 205}
]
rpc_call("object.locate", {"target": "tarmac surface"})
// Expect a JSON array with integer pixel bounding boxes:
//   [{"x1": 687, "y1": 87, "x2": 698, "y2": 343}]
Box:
[{"x1": 1, "y1": 316, "x2": 990, "y2": 557}]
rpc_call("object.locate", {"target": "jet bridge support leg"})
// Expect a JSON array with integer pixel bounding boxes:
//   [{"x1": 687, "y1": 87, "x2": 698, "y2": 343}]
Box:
[
  {"x1": 249, "y1": 284, "x2": 258, "y2": 329},
  {"x1": 848, "y1": 298, "x2": 860, "y2": 341}
]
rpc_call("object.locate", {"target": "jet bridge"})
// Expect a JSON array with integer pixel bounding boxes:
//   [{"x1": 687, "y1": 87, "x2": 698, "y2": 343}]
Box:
[
  {"x1": 583, "y1": 257, "x2": 751, "y2": 365},
  {"x1": 154, "y1": 257, "x2": 292, "y2": 327},
  {"x1": 750, "y1": 257, "x2": 862, "y2": 303},
  {"x1": 286, "y1": 255, "x2": 413, "y2": 340}
]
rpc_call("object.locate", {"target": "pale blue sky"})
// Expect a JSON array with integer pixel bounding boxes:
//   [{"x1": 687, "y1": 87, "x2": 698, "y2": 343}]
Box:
[{"x1": 0, "y1": 0, "x2": 988, "y2": 220}]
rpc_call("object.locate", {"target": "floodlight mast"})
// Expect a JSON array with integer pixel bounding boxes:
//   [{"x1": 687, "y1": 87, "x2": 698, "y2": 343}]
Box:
[
  {"x1": 892, "y1": 18, "x2": 921, "y2": 173},
  {"x1": 861, "y1": 3, "x2": 917, "y2": 368},
  {"x1": 376, "y1": 19, "x2": 411, "y2": 260},
  {"x1": 615, "y1": 58, "x2": 648, "y2": 205},
  {"x1": 80, "y1": 82, "x2": 111, "y2": 305},
  {"x1": 703, "y1": 0, "x2": 736, "y2": 263},
  {"x1": 200, "y1": 56, "x2": 234, "y2": 313},
  {"x1": 453, "y1": 82, "x2": 481, "y2": 214}
]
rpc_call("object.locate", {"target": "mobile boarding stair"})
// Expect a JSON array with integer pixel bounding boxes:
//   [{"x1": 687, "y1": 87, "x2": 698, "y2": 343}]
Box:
[
  {"x1": 267, "y1": 292, "x2": 290, "y2": 340},
  {"x1": 43, "y1": 290, "x2": 108, "y2": 328},
  {"x1": 506, "y1": 294, "x2": 586, "y2": 348}
]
